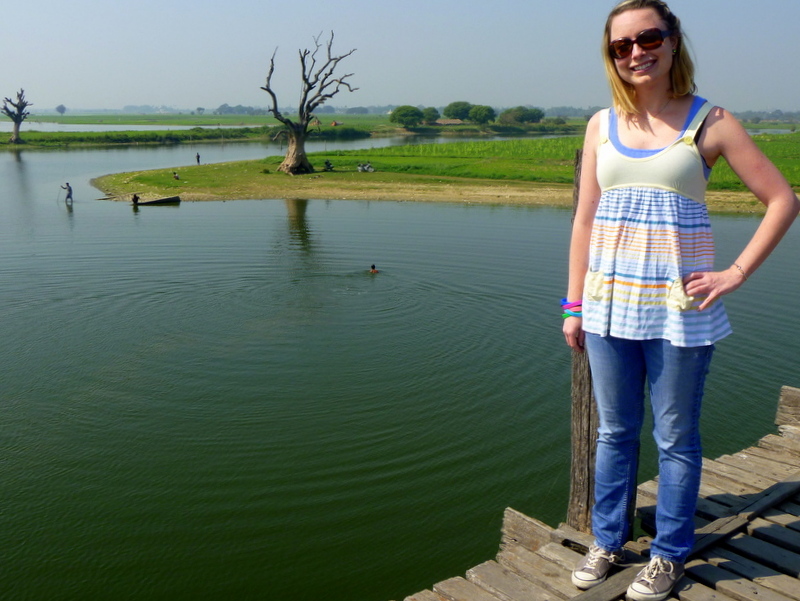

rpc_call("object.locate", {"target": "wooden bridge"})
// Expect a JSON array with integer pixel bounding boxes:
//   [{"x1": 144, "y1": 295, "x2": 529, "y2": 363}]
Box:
[{"x1": 401, "y1": 385, "x2": 800, "y2": 601}]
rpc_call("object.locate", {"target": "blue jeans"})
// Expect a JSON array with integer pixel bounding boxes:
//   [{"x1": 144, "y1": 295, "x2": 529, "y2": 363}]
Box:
[{"x1": 584, "y1": 333, "x2": 714, "y2": 563}]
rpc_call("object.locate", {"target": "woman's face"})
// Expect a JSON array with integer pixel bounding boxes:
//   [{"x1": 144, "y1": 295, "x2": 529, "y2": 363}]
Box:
[{"x1": 608, "y1": 8, "x2": 675, "y2": 89}]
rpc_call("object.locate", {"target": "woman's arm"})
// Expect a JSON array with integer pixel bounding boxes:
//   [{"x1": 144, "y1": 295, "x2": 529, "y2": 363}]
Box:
[
  {"x1": 564, "y1": 112, "x2": 603, "y2": 351},
  {"x1": 685, "y1": 108, "x2": 800, "y2": 310}
]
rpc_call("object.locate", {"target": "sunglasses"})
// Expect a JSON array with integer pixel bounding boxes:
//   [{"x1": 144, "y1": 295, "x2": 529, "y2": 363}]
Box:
[{"x1": 608, "y1": 28, "x2": 674, "y2": 59}]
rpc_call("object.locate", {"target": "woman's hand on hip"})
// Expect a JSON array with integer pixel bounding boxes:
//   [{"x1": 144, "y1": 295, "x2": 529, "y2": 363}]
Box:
[{"x1": 683, "y1": 268, "x2": 744, "y2": 311}]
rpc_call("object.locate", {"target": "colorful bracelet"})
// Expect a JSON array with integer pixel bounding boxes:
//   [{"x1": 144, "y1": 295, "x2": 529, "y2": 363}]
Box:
[
  {"x1": 562, "y1": 309, "x2": 583, "y2": 319},
  {"x1": 560, "y1": 298, "x2": 582, "y2": 310},
  {"x1": 732, "y1": 263, "x2": 748, "y2": 281}
]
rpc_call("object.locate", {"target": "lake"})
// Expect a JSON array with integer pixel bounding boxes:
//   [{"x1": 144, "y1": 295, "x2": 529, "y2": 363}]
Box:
[{"x1": 2, "y1": 142, "x2": 799, "y2": 600}]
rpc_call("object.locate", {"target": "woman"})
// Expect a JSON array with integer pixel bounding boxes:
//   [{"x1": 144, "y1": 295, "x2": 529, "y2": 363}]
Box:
[{"x1": 564, "y1": 1, "x2": 799, "y2": 600}]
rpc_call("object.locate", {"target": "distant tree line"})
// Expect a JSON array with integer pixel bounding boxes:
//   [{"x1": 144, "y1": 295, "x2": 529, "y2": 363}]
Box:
[
  {"x1": 214, "y1": 104, "x2": 270, "y2": 116},
  {"x1": 122, "y1": 105, "x2": 182, "y2": 114},
  {"x1": 733, "y1": 109, "x2": 800, "y2": 124},
  {"x1": 389, "y1": 101, "x2": 551, "y2": 128}
]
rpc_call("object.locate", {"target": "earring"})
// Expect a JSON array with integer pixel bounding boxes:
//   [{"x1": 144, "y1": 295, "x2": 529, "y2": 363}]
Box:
[{"x1": 672, "y1": 49, "x2": 677, "y2": 54}]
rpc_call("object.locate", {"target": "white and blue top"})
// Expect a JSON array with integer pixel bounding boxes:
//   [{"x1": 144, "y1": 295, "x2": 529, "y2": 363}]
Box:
[{"x1": 582, "y1": 96, "x2": 732, "y2": 347}]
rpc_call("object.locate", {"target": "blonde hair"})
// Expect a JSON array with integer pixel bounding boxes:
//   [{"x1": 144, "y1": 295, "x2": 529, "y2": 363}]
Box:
[{"x1": 603, "y1": 0, "x2": 696, "y2": 116}]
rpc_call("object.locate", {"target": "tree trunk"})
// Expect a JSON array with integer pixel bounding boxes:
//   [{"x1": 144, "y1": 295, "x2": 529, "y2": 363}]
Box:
[
  {"x1": 278, "y1": 126, "x2": 314, "y2": 174},
  {"x1": 9, "y1": 121, "x2": 21, "y2": 144}
]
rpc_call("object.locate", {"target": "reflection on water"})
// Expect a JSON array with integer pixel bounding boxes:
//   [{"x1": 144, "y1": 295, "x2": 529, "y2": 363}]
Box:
[{"x1": 284, "y1": 198, "x2": 313, "y2": 252}]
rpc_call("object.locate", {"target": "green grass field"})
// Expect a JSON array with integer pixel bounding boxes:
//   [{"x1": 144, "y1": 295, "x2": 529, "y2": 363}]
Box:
[{"x1": 308, "y1": 133, "x2": 800, "y2": 191}]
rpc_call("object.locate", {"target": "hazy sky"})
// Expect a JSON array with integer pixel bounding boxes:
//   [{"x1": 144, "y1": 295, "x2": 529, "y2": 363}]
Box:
[{"x1": 5, "y1": 0, "x2": 799, "y2": 113}]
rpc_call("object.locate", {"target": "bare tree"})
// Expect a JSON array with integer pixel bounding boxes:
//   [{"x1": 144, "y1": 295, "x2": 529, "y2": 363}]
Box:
[
  {"x1": 2, "y1": 89, "x2": 32, "y2": 144},
  {"x1": 261, "y1": 32, "x2": 357, "y2": 174}
]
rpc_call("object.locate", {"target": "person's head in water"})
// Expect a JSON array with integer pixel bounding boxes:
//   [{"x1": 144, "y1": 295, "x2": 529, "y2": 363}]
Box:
[{"x1": 370, "y1": 264, "x2": 379, "y2": 273}]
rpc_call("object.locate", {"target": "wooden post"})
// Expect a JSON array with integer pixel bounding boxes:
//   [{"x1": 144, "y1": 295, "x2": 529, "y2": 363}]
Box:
[
  {"x1": 775, "y1": 385, "x2": 800, "y2": 428},
  {"x1": 566, "y1": 149, "x2": 598, "y2": 533}
]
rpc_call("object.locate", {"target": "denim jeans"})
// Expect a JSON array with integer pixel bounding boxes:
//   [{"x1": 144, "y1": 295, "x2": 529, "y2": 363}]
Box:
[{"x1": 584, "y1": 333, "x2": 714, "y2": 563}]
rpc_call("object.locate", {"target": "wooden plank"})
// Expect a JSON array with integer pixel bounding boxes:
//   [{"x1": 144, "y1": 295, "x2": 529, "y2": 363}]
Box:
[
  {"x1": 637, "y1": 478, "x2": 738, "y2": 506},
  {"x1": 535, "y1": 541, "x2": 587, "y2": 572},
  {"x1": 693, "y1": 497, "x2": 737, "y2": 521},
  {"x1": 759, "y1": 434, "x2": 800, "y2": 457},
  {"x1": 692, "y1": 515, "x2": 750, "y2": 555},
  {"x1": 685, "y1": 560, "x2": 795, "y2": 601},
  {"x1": 725, "y1": 532, "x2": 800, "y2": 577},
  {"x1": 637, "y1": 478, "x2": 735, "y2": 524},
  {"x1": 675, "y1": 577, "x2": 738, "y2": 601},
  {"x1": 500, "y1": 507, "x2": 556, "y2": 553},
  {"x1": 734, "y1": 469, "x2": 800, "y2": 520},
  {"x1": 748, "y1": 517, "x2": 800, "y2": 553},
  {"x1": 552, "y1": 523, "x2": 595, "y2": 551},
  {"x1": 703, "y1": 457, "x2": 781, "y2": 489},
  {"x1": 778, "y1": 501, "x2": 800, "y2": 516},
  {"x1": 467, "y1": 560, "x2": 562, "y2": 601},
  {"x1": 701, "y1": 465, "x2": 763, "y2": 496},
  {"x1": 699, "y1": 546, "x2": 800, "y2": 601},
  {"x1": 715, "y1": 453, "x2": 799, "y2": 482},
  {"x1": 405, "y1": 591, "x2": 445, "y2": 601},
  {"x1": 778, "y1": 426, "x2": 800, "y2": 443},
  {"x1": 637, "y1": 503, "x2": 711, "y2": 535},
  {"x1": 495, "y1": 544, "x2": 574, "y2": 600},
  {"x1": 734, "y1": 446, "x2": 800, "y2": 469},
  {"x1": 637, "y1": 478, "x2": 659, "y2": 503},
  {"x1": 433, "y1": 577, "x2": 503, "y2": 601},
  {"x1": 776, "y1": 386, "x2": 800, "y2": 427},
  {"x1": 762, "y1": 507, "x2": 800, "y2": 530}
]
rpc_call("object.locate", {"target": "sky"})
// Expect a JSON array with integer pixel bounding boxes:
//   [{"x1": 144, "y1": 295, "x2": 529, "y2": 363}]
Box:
[{"x1": 5, "y1": 0, "x2": 800, "y2": 114}]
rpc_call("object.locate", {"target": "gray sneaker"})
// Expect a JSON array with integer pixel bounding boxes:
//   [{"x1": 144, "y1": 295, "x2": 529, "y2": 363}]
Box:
[
  {"x1": 627, "y1": 556, "x2": 684, "y2": 601},
  {"x1": 571, "y1": 545, "x2": 625, "y2": 589}
]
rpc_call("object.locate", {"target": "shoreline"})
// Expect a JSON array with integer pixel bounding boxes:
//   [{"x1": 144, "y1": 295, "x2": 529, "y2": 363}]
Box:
[{"x1": 94, "y1": 170, "x2": 767, "y2": 214}]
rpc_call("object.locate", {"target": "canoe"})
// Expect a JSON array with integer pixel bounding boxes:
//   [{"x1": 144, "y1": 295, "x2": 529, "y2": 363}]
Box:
[{"x1": 133, "y1": 195, "x2": 181, "y2": 206}]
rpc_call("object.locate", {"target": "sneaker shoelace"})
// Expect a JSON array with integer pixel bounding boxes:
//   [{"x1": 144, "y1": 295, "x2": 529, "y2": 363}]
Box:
[
  {"x1": 586, "y1": 547, "x2": 610, "y2": 570},
  {"x1": 641, "y1": 557, "x2": 672, "y2": 583}
]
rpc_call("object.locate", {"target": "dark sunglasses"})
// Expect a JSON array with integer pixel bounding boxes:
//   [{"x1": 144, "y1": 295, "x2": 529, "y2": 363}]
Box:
[{"x1": 608, "y1": 28, "x2": 674, "y2": 59}]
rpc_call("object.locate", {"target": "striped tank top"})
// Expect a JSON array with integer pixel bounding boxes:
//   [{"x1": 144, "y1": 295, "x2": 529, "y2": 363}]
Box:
[{"x1": 582, "y1": 96, "x2": 732, "y2": 347}]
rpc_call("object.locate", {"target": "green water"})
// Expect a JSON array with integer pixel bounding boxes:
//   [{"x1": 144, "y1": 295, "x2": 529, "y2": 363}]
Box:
[{"x1": 2, "y1": 147, "x2": 799, "y2": 600}]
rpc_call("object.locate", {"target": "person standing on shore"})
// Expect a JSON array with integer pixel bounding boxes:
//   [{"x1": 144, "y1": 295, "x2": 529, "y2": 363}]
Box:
[{"x1": 564, "y1": 1, "x2": 799, "y2": 600}]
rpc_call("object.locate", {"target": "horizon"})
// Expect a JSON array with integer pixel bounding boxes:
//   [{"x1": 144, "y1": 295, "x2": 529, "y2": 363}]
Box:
[
  {"x1": 6, "y1": 0, "x2": 800, "y2": 114},
  {"x1": 23, "y1": 103, "x2": 800, "y2": 118}
]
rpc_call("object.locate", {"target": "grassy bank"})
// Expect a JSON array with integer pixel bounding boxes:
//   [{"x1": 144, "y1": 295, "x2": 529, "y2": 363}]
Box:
[
  {"x1": 4, "y1": 127, "x2": 264, "y2": 147},
  {"x1": 93, "y1": 133, "x2": 800, "y2": 213},
  {"x1": 1, "y1": 125, "x2": 376, "y2": 149}
]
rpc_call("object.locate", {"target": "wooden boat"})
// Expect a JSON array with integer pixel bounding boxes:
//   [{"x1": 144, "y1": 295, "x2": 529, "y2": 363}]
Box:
[{"x1": 133, "y1": 195, "x2": 181, "y2": 206}]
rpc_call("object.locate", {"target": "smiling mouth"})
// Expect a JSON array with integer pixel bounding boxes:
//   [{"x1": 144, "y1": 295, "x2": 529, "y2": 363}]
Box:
[{"x1": 632, "y1": 60, "x2": 656, "y2": 72}]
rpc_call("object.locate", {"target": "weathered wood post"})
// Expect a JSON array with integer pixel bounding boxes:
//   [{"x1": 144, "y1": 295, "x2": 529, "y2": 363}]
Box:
[
  {"x1": 566, "y1": 149, "x2": 599, "y2": 533},
  {"x1": 775, "y1": 385, "x2": 800, "y2": 428}
]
